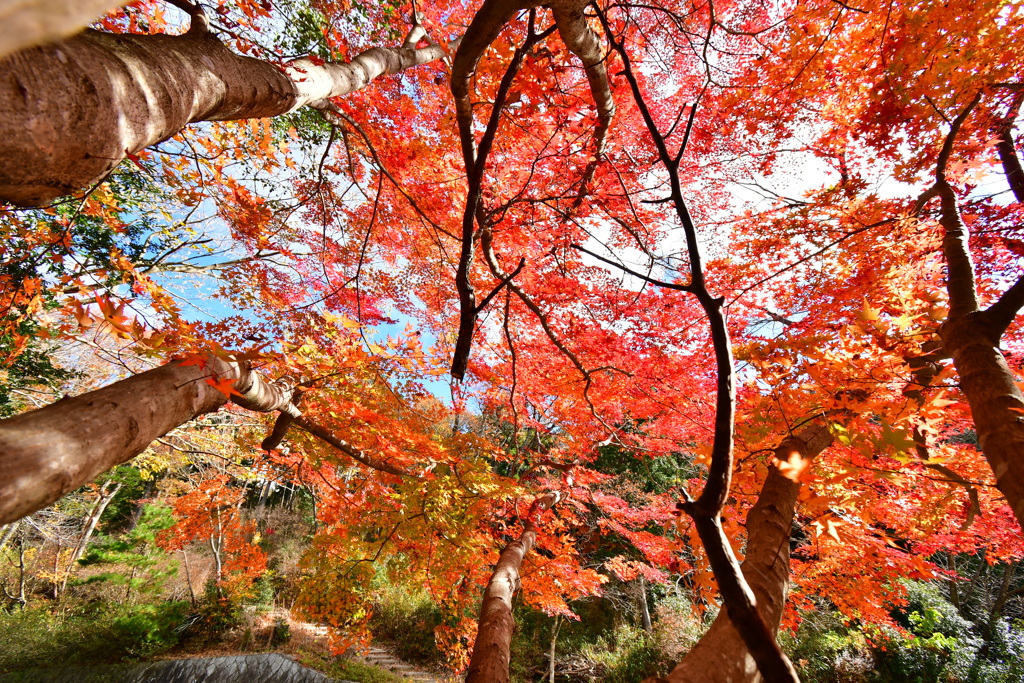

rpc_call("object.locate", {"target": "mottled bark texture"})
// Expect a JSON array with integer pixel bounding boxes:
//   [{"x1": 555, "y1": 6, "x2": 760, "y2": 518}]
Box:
[
  {"x1": 0, "y1": 0, "x2": 127, "y2": 61},
  {"x1": 940, "y1": 315, "x2": 1024, "y2": 528},
  {"x1": 548, "y1": 0, "x2": 614, "y2": 155},
  {"x1": 0, "y1": 24, "x2": 447, "y2": 206},
  {"x1": 0, "y1": 357, "x2": 298, "y2": 524},
  {"x1": 651, "y1": 425, "x2": 833, "y2": 683},
  {"x1": 465, "y1": 492, "x2": 561, "y2": 683}
]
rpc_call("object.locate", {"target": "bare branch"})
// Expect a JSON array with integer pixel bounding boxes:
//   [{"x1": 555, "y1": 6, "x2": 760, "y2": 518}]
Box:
[{"x1": 570, "y1": 243, "x2": 692, "y2": 292}]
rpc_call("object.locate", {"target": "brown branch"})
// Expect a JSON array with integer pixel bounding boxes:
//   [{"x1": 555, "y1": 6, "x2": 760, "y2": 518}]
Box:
[
  {"x1": 293, "y1": 417, "x2": 420, "y2": 478},
  {"x1": 935, "y1": 94, "x2": 983, "y2": 319},
  {"x1": 598, "y1": 6, "x2": 795, "y2": 680},
  {"x1": 550, "y1": 0, "x2": 616, "y2": 157},
  {"x1": 261, "y1": 410, "x2": 298, "y2": 452},
  {"x1": 475, "y1": 257, "x2": 526, "y2": 314},
  {"x1": 450, "y1": 0, "x2": 528, "y2": 173},
  {"x1": 451, "y1": 19, "x2": 555, "y2": 380},
  {"x1": 660, "y1": 426, "x2": 833, "y2": 682},
  {"x1": 163, "y1": 0, "x2": 210, "y2": 34},
  {"x1": 984, "y1": 274, "x2": 1024, "y2": 338},
  {"x1": 995, "y1": 94, "x2": 1024, "y2": 203},
  {"x1": 479, "y1": 228, "x2": 591, "y2": 384}
]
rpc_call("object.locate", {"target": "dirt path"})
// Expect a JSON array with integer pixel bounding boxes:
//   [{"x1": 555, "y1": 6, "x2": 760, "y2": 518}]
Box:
[
  {"x1": 277, "y1": 608, "x2": 449, "y2": 682},
  {"x1": 359, "y1": 646, "x2": 439, "y2": 682}
]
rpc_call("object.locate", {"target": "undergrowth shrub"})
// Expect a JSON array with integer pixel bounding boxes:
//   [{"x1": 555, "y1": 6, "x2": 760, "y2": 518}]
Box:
[
  {"x1": 369, "y1": 582, "x2": 442, "y2": 664},
  {"x1": 0, "y1": 602, "x2": 188, "y2": 673},
  {"x1": 579, "y1": 623, "x2": 668, "y2": 683}
]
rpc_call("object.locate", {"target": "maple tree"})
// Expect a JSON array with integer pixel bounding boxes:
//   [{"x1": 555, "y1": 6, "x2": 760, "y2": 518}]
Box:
[
  {"x1": 0, "y1": 0, "x2": 1023, "y2": 681},
  {"x1": 157, "y1": 474, "x2": 267, "y2": 597}
]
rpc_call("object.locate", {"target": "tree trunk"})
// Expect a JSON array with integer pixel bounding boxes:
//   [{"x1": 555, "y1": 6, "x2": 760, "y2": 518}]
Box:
[
  {"x1": 182, "y1": 548, "x2": 197, "y2": 606},
  {"x1": 0, "y1": 20, "x2": 448, "y2": 206},
  {"x1": 465, "y1": 491, "x2": 561, "y2": 683},
  {"x1": 1, "y1": 536, "x2": 28, "y2": 608},
  {"x1": 59, "y1": 480, "x2": 123, "y2": 596},
  {"x1": 549, "y1": 614, "x2": 561, "y2": 683},
  {"x1": 939, "y1": 315, "x2": 1024, "y2": 528},
  {"x1": 0, "y1": 0, "x2": 128, "y2": 61},
  {"x1": 929, "y1": 98, "x2": 1024, "y2": 531},
  {"x1": 650, "y1": 425, "x2": 833, "y2": 683},
  {"x1": 639, "y1": 576, "x2": 653, "y2": 633},
  {"x1": 0, "y1": 521, "x2": 17, "y2": 551},
  {"x1": 0, "y1": 356, "x2": 297, "y2": 524}
]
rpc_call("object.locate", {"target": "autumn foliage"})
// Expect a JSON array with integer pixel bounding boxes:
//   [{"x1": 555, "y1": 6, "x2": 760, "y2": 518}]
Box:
[{"x1": 1, "y1": 0, "x2": 1024, "y2": 679}]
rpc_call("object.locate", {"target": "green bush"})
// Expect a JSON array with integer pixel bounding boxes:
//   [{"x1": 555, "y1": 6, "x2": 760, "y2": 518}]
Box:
[
  {"x1": 784, "y1": 581, "x2": 1024, "y2": 683},
  {"x1": 109, "y1": 602, "x2": 190, "y2": 657},
  {"x1": 369, "y1": 583, "x2": 442, "y2": 665},
  {"x1": 0, "y1": 602, "x2": 189, "y2": 673},
  {"x1": 580, "y1": 623, "x2": 669, "y2": 683}
]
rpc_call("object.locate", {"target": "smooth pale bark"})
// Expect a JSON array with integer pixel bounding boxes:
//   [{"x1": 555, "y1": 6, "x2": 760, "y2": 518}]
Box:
[
  {"x1": 0, "y1": 25, "x2": 447, "y2": 206},
  {"x1": 59, "y1": 479, "x2": 123, "y2": 595},
  {"x1": 0, "y1": 0, "x2": 128, "y2": 60},
  {"x1": 649, "y1": 424, "x2": 833, "y2": 683},
  {"x1": 465, "y1": 491, "x2": 561, "y2": 683},
  {"x1": 0, "y1": 357, "x2": 296, "y2": 524}
]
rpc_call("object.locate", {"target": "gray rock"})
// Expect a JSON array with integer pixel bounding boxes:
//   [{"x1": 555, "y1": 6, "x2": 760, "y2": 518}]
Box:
[{"x1": 0, "y1": 653, "x2": 355, "y2": 683}]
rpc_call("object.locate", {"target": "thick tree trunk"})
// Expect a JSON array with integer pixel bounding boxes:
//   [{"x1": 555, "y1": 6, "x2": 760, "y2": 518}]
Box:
[
  {"x1": 0, "y1": 0, "x2": 128, "y2": 61},
  {"x1": 465, "y1": 491, "x2": 561, "y2": 683},
  {"x1": 0, "y1": 23, "x2": 447, "y2": 206},
  {"x1": 651, "y1": 425, "x2": 833, "y2": 683},
  {"x1": 940, "y1": 315, "x2": 1024, "y2": 528},
  {"x1": 0, "y1": 356, "x2": 297, "y2": 524},
  {"x1": 929, "y1": 98, "x2": 1024, "y2": 531}
]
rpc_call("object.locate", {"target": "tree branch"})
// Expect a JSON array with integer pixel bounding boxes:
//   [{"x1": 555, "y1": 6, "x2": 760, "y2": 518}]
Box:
[
  {"x1": 451, "y1": 20, "x2": 551, "y2": 380},
  {"x1": 570, "y1": 243, "x2": 692, "y2": 291},
  {"x1": 293, "y1": 417, "x2": 420, "y2": 478},
  {"x1": 995, "y1": 94, "x2": 1024, "y2": 203},
  {"x1": 984, "y1": 274, "x2": 1024, "y2": 339},
  {"x1": 934, "y1": 94, "x2": 983, "y2": 319},
  {"x1": 475, "y1": 257, "x2": 526, "y2": 314}
]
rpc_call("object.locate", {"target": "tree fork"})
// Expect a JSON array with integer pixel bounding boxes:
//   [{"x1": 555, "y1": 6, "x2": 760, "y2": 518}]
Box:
[
  {"x1": 654, "y1": 425, "x2": 833, "y2": 682},
  {"x1": 927, "y1": 94, "x2": 1024, "y2": 529}
]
